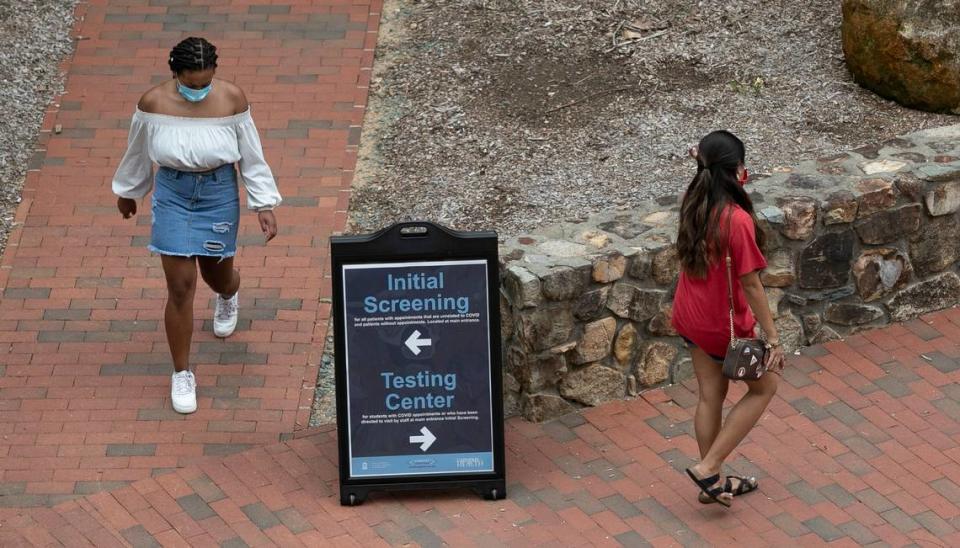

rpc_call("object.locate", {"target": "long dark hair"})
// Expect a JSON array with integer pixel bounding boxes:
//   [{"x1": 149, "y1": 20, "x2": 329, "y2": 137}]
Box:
[{"x1": 677, "y1": 130, "x2": 765, "y2": 278}]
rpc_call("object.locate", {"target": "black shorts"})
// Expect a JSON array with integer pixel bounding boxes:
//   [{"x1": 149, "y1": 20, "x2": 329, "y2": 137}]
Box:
[{"x1": 681, "y1": 335, "x2": 724, "y2": 362}]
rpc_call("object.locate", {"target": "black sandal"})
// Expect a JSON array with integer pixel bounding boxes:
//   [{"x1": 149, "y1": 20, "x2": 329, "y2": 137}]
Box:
[
  {"x1": 685, "y1": 468, "x2": 731, "y2": 507},
  {"x1": 727, "y1": 475, "x2": 758, "y2": 496},
  {"x1": 698, "y1": 475, "x2": 758, "y2": 504}
]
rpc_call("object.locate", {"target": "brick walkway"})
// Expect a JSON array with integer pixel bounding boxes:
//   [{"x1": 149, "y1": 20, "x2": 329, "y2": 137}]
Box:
[
  {"x1": 4, "y1": 1, "x2": 960, "y2": 547},
  {"x1": 2, "y1": 313, "x2": 960, "y2": 545},
  {"x1": 0, "y1": 0, "x2": 378, "y2": 505}
]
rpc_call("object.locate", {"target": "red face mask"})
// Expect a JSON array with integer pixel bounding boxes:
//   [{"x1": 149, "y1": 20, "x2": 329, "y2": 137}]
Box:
[{"x1": 738, "y1": 168, "x2": 749, "y2": 186}]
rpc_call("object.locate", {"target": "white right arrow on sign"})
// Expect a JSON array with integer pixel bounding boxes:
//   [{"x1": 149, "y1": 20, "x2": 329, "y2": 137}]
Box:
[
  {"x1": 404, "y1": 330, "x2": 432, "y2": 355},
  {"x1": 409, "y1": 426, "x2": 437, "y2": 452}
]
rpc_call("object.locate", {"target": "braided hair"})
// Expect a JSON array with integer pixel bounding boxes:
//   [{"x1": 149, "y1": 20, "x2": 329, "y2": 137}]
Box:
[{"x1": 168, "y1": 37, "x2": 218, "y2": 74}]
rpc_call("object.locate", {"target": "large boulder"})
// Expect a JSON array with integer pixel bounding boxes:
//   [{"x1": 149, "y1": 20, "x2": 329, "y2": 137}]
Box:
[
  {"x1": 633, "y1": 341, "x2": 677, "y2": 387},
  {"x1": 887, "y1": 272, "x2": 960, "y2": 321},
  {"x1": 841, "y1": 0, "x2": 960, "y2": 114},
  {"x1": 521, "y1": 393, "x2": 576, "y2": 422},
  {"x1": 558, "y1": 364, "x2": 625, "y2": 406}
]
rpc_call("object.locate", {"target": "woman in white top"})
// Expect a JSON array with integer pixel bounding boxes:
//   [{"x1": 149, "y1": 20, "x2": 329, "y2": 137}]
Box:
[{"x1": 113, "y1": 37, "x2": 282, "y2": 414}]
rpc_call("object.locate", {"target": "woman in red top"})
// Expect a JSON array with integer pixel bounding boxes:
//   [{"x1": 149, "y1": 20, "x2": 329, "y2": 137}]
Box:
[{"x1": 672, "y1": 130, "x2": 786, "y2": 507}]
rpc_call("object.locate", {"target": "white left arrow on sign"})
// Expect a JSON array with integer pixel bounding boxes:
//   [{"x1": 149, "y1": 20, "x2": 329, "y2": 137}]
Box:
[
  {"x1": 404, "y1": 330, "x2": 432, "y2": 355},
  {"x1": 409, "y1": 426, "x2": 437, "y2": 452}
]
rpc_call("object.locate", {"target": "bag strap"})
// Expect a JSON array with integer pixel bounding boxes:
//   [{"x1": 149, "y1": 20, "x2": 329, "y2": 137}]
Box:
[
  {"x1": 726, "y1": 251, "x2": 735, "y2": 343},
  {"x1": 723, "y1": 206, "x2": 736, "y2": 344}
]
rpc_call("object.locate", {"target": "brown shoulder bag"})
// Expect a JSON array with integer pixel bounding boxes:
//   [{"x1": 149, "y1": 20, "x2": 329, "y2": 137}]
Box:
[{"x1": 721, "y1": 251, "x2": 769, "y2": 380}]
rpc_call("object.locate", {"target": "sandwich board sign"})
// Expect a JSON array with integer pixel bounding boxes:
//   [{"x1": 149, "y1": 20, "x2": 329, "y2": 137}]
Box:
[{"x1": 330, "y1": 222, "x2": 506, "y2": 505}]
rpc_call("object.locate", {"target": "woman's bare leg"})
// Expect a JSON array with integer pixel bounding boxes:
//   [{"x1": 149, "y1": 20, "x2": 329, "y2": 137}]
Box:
[
  {"x1": 198, "y1": 256, "x2": 239, "y2": 296},
  {"x1": 691, "y1": 347, "x2": 729, "y2": 459},
  {"x1": 161, "y1": 255, "x2": 198, "y2": 372},
  {"x1": 691, "y1": 370, "x2": 779, "y2": 478}
]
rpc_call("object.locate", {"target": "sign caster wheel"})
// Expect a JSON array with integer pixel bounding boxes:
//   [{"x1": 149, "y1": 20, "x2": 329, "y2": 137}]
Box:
[
  {"x1": 341, "y1": 493, "x2": 364, "y2": 506},
  {"x1": 484, "y1": 488, "x2": 498, "y2": 501}
]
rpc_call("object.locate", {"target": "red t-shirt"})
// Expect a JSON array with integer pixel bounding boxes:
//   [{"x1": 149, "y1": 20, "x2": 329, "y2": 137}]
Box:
[{"x1": 671, "y1": 205, "x2": 768, "y2": 358}]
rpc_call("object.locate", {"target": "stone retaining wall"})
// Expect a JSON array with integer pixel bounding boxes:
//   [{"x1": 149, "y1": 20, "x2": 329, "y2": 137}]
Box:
[{"x1": 499, "y1": 124, "x2": 960, "y2": 421}]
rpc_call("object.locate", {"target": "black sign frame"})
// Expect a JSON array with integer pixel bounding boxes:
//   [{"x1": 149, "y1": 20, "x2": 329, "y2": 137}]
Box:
[{"x1": 330, "y1": 222, "x2": 506, "y2": 506}]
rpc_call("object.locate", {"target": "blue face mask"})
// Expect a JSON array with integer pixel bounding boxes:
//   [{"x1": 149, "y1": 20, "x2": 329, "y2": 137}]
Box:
[{"x1": 177, "y1": 79, "x2": 212, "y2": 102}]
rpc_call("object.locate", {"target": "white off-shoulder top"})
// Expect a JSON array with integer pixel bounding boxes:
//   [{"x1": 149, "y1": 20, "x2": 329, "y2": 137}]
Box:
[{"x1": 111, "y1": 108, "x2": 282, "y2": 211}]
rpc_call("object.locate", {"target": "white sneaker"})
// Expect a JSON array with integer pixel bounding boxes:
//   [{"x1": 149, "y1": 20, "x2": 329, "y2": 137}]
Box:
[
  {"x1": 171, "y1": 370, "x2": 197, "y2": 414},
  {"x1": 214, "y1": 292, "x2": 239, "y2": 338}
]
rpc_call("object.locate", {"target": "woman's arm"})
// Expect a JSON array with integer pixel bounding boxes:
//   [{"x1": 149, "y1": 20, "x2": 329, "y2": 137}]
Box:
[
  {"x1": 229, "y1": 85, "x2": 281, "y2": 241},
  {"x1": 740, "y1": 270, "x2": 786, "y2": 370},
  {"x1": 112, "y1": 107, "x2": 154, "y2": 217}
]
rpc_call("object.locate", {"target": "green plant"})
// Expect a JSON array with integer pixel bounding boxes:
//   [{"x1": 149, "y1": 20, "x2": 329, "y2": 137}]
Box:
[{"x1": 729, "y1": 76, "x2": 765, "y2": 96}]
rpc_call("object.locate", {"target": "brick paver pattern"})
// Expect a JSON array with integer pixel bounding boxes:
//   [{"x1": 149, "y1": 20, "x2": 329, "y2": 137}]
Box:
[
  {"x1": 3, "y1": 0, "x2": 960, "y2": 546},
  {"x1": 3, "y1": 314, "x2": 960, "y2": 545},
  {"x1": 0, "y1": 0, "x2": 377, "y2": 505}
]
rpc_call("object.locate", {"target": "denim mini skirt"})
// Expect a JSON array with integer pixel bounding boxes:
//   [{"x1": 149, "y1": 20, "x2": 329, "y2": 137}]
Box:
[{"x1": 150, "y1": 164, "x2": 240, "y2": 259}]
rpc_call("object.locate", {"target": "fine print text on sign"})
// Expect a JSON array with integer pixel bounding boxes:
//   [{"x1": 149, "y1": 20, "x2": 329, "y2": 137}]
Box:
[{"x1": 342, "y1": 260, "x2": 494, "y2": 478}]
